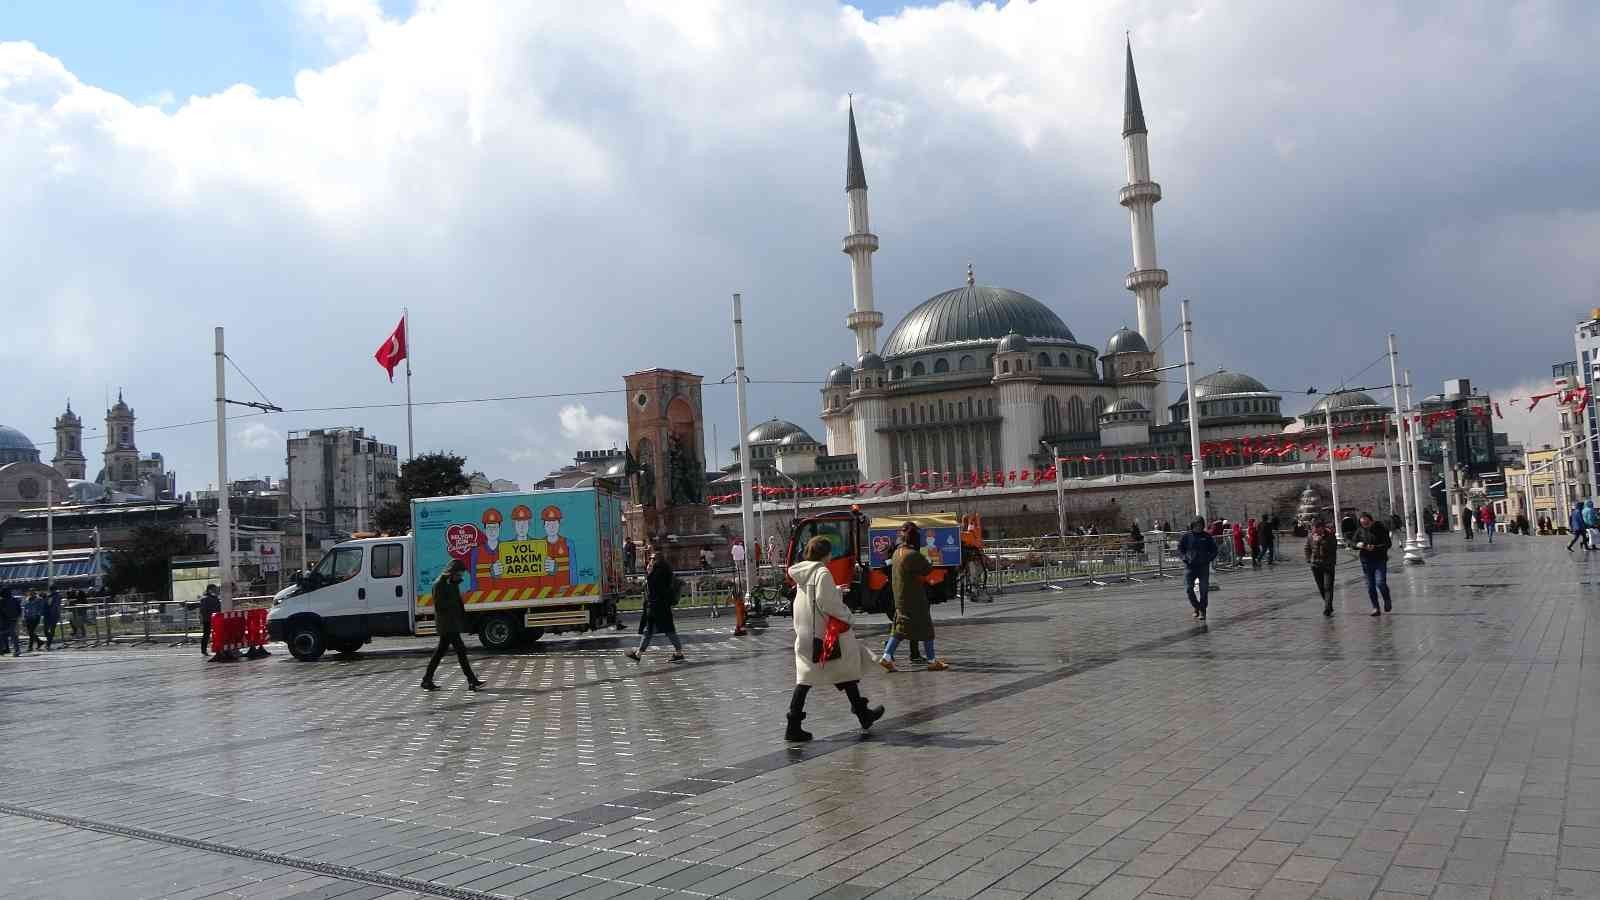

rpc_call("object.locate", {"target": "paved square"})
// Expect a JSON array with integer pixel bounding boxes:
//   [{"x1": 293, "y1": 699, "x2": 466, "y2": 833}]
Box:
[{"x1": 2, "y1": 537, "x2": 1597, "y2": 899}]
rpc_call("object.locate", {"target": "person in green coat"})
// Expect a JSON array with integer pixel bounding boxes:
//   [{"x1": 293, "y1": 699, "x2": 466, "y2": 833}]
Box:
[
  {"x1": 422, "y1": 558, "x2": 483, "y2": 691},
  {"x1": 879, "y1": 523, "x2": 949, "y2": 672}
]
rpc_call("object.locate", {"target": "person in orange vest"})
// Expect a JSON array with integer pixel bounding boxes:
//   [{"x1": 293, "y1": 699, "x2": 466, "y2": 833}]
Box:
[
  {"x1": 541, "y1": 505, "x2": 572, "y2": 590},
  {"x1": 471, "y1": 507, "x2": 504, "y2": 592}
]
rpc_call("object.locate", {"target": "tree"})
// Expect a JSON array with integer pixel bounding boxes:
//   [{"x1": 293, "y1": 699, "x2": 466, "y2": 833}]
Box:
[
  {"x1": 105, "y1": 525, "x2": 191, "y2": 599},
  {"x1": 375, "y1": 452, "x2": 471, "y2": 535}
]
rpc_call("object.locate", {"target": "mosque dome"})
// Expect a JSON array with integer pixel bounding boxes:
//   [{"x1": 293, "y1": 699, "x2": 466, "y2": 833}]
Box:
[
  {"x1": 1102, "y1": 398, "x2": 1149, "y2": 415},
  {"x1": 1173, "y1": 369, "x2": 1273, "y2": 404},
  {"x1": 778, "y1": 432, "x2": 816, "y2": 449},
  {"x1": 856, "y1": 352, "x2": 886, "y2": 371},
  {"x1": 880, "y1": 284, "x2": 1077, "y2": 358},
  {"x1": 996, "y1": 331, "x2": 1031, "y2": 353},
  {"x1": 826, "y1": 363, "x2": 854, "y2": 386},
  {"x1": 0, "y1": 425, "x2": 40, "y2": 465},
  {"x1": 1308, "y1": 392, "x2": 1383, "y2": 413},
  {"x1": 746, "y1": 419, "x2": 813, "y2": 444},
  {"x1": 1102, "y1": 327, "x2": 1150, "y2": 356}
]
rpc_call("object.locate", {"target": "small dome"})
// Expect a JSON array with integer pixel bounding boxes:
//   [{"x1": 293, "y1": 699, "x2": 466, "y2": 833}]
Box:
[
  {"x1": 826, "y1": 362, "x2": 854, "y2": 386},
  {"x1": 1309, "y1": 391, "x2": 1383, "y2": 413},
  {"x1": 746, "y1": 419, "x2": 816, "y2": 444},
  {"x1": 1173, "y1": 369, "x2": 1274, "y2": 405},
  {"x1": 1102, "y1": 398, "x2": 1149, "y2": 416},
  {"x1": 857, "y1": 352, "x2": 886, "y2": 371},
  {"x1": 779, "y1": 432, "x2": 814, "y2": 447},
  {"x1": 1103, "y1": 327, "x2": 1149, "y2": 356},
  {"x1": 996, "y1": 331, "x2": 1031, "y2": 353}
]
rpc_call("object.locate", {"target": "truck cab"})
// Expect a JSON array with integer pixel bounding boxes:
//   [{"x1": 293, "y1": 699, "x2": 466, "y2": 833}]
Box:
[{"x1": 267, "y1": 535, "x2": 415, "y2": 660}]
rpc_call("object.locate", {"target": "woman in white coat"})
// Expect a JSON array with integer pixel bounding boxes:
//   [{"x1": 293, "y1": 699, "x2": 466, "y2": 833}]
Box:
[{"x1": 786, "y1": 536, "x2": 886, "y2": 742}]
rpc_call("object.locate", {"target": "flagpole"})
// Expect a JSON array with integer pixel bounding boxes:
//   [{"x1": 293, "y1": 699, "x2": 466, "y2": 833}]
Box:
[{"x1": 403, "y1": 307, "x2": 414, "y2": 461}]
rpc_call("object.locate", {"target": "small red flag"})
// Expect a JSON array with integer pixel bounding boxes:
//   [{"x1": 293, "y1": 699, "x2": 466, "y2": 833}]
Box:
[{"x1": 374, "y1": 316, "x2": 408, "y2": 382}]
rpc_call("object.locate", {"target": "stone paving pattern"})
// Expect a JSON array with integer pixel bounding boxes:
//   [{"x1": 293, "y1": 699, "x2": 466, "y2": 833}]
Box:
[{"x1": 2, "y1": 537, "x2": 1598, "y2": 899}]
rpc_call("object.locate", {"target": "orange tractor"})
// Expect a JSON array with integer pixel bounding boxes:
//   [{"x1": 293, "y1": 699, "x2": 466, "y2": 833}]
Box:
[{"x1": 782, "y1": 509, "x2": 982, "y2": 615}]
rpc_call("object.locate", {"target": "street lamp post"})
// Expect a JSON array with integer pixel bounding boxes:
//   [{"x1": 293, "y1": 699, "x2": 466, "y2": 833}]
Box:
[
  {"x1": 1042, "y1": 440, "x2": 1066, "y2": 541},
  {"x1": 1405, "y1": 370, "x2": 1428, "y2": 545},
  {"x1": 1387, "y1": 334, "x2": 1423, "y2": 562},
  {"x1": 1180, "y1": 298, "x2": 1207, "y2": 521},
  {"x1": 1324, "y1": 391, "x2": 1343, "y2": 535}
]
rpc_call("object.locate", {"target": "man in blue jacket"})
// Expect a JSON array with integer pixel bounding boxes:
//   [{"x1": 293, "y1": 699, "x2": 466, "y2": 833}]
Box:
[
  {"x1": 1570, "y1": 502, "x2": 1589, "y2": 552},
  {"x1": 1177, "y1": 517, "x2": 1218, "y2": 621}
]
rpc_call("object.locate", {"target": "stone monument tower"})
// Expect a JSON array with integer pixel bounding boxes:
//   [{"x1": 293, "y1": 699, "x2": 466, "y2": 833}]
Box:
[{"x1": 623, "y1": 369, "x2": 720, "y2": 568}]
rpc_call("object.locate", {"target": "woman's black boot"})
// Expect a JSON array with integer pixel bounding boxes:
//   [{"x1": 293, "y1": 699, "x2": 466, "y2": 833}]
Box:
[{"x1": 785, "y1": 713, "x2": 813, "y2": 742}]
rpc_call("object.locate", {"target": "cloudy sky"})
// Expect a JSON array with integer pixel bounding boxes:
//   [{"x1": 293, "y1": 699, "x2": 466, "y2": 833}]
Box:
[{"x1": 3, "y1": 0, "x2": 1595, "y2": 491}]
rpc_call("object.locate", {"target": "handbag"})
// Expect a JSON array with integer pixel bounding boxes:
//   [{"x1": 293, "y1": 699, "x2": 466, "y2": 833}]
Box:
[{"x1": 808, "y1": 571, "x2": 847, "y2": 664}]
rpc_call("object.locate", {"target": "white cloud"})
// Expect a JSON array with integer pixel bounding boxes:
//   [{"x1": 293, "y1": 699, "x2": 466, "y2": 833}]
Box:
[
  {"x1": 235, "y1": 422, "x2": 283, "y2": 451},
  {"x1": 558, "y1": 404, "x2": 626, "y2": 450},
  {"x1": 1490, "y1": 379, "x2": 1566, "y2": 453}
]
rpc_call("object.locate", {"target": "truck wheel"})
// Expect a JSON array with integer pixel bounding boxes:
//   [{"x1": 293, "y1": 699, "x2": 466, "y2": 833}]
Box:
[
  {"x1": 478, "y1": 614, "x2": 520, "y2": 651},
  {"x1": 287, "y1": 622, "x2": 326, "y2": 661},
  {"x1": 331, "y1": 640, "x2": 363, "y2": 656}
]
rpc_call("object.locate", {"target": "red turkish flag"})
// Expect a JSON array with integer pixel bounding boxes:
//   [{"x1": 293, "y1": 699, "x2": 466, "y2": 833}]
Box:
[{"x1": 374, "y1": 316, "x2": 408, "y2": 382}]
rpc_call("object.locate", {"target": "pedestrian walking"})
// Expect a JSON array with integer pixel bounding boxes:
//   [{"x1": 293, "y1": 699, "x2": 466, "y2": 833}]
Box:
[
  {"x1": 1247, "y1": 518, "x2": 1262, "y2": 569},
  {"x1": 784, "y1": 536, "x2": 886, "y2": 742},
  {"x1": 730, "y1": 538, "x2": 748, "y2": 636},
  {"x1": 421, "y1": 559, "x2": 484, "y2": 691},
  {"x1": 1177, "y1": 518, "x2": 1218, "y2": 620},
  {"x1": 1305, "y1": 518, "x2": 1339, "y2": 616},
  {"x1": 1340, "y1": 512, "x2": 1359, "y2": 546},
  {"x1": 23, "y1": 591, "x2": 45, "y2": 651},
  {"x1": 880, "y1": 522, "x2": 947, "y2": 671},
  {"x1": 1352, "y1": 512, "x2": 1393, "y2": 616},
  {"x1": 1479, "y1": 504, "x2": 1496, "y2": 543},
  {"x1": 0, "y1": 587, "x2": 18, "y2": 655},
  {"x1": 198, "y1": 584, "x2": 222, "y2": 655},
  {"x1": 623, "y1": 539, "x2": 637, "y2": 574},
  {"x1": 44, "y1": 589, "x2": 61, "y2": 650},
  {"x1": 69, "y1": 590, "x2": 88, "y2": 639},
  {"x1": 1231, "y1": 521, "x2": 1246, "y2": 568},
  {"x1": 1585, "y1": 501, "x2": 1600, "y2": 551},
  {"x1": 1460, "y1": 504, "x2": 1474, "y2": 540},
  {"x1": 1262, "y1": 515, "x2": 1278, "y2": 565},
  {"x1": 626, "y1": 550, "x2": 684, "y2": 663},
  {"x1": 1575, "y1": 504, "x2": 1594, "y2": 552},
  {"x1": 699, "y1": 546, "x2": 715, "y2": 571}
]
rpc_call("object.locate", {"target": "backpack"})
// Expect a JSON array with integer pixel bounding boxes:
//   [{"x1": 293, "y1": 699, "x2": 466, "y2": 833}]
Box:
[{"x1": 1586, "y1": 507, "x2": 1598, "y2": 528}]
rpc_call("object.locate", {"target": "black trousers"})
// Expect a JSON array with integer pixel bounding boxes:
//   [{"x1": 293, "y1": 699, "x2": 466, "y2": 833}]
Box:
[
  {"x1": 25, "y1": 618, "x2": 41, "y2": 650},
  {"x1": 424, "y1": 633, "x2": 477, "y2": 683},
  {"x1": 1311, "y1": 566, "x2": 1335, "y2": 600},
  {"x1": 201, "y1": 621, "x2": 213, "y2": 654},
  {"x1": 789, "y1": 681, "x2": 866, "y2": 716}
]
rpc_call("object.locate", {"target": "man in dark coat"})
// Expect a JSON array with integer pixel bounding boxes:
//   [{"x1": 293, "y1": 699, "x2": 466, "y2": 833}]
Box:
[
  {"x1": 880, "y1": 523, "x2": 947, "y2": 671},
  {"x1": 626, "y1": 550, "x2": 684, "y2": 662},
  {"x1": 1304, "y1": 518, "x2": 1339, "y2": 616},
  {"x1": 199, "y1": 584, "x2": 222, "y2": 656},
  {"x1": 1352, "y1": 512, "x2": 1393, "y2": 616},
  {"x1": 422, "y1": 559, "x2": 483, "y2": 690},
  {"x1": 0, "y1": 588, "x2": 18, "y2": 656},
  {"x1": 1177, "y1": 517, "x2": 1218, "y2": 620}
]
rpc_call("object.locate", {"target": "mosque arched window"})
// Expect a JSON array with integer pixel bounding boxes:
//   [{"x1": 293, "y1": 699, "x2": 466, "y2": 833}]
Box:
[
  {"x1": 1044, "y1": 396, "x2": 1062, "y2": 434},
  {"x1": 1091, "y1": 396, "x2": 1106, "y2": 423},
  {"x1": 911, "y1": 361, "x2": 926, "y2": 377},
  {"x1": 958, "y1": 355, "x2": 975, "y2": 372},
  {"x1": 1067, "y1": 397, "x2": 1087, "y2": 433},
  {"x1": 1000, "y1": 361, "x2": 1010, "y2": 374},
  {"x1": 1039, "y1": 353, "x2": 1051, "y2": 369},
  {"x1": 1059, "y1": 353, "x2": 1070, "y2": 368},
  {"x1": 891, "y1": 366, "x2": 903, "y2": 380},
  {"x1": 933, "y1": 358, "x2": 949, "y2": 374}
]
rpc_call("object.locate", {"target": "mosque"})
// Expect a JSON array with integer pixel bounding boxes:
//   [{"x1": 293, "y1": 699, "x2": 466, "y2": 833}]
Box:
[
  {"x1": 723, "y1": 45, "x2": 1291, "y2": 491},
  {"x1": 0, "y1": 395, "x2": 175, "y2": 520}
]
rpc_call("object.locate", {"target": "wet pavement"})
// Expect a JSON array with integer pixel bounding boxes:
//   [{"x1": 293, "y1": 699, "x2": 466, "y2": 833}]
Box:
[{"x1": 2, "y1": 536, "x2": 1598, "y2": 899}]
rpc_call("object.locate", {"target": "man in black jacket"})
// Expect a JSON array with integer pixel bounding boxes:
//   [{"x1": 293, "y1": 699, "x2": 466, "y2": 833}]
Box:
[
  {"x1": 199, "y1": 584, "x2": 222, "y2": 656},
  {"x1": 1177, "y1": 518, "x2": 1218, "y2": 621},
  {"x1": 1351, "y1": 512, "x2": 1393, "y2": 616}
]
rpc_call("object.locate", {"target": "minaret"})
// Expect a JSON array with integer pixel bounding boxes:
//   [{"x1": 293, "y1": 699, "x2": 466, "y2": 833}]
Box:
[
  {"x1": 1120, "y1": 41, "x2": 1169, "y2": 423},
  {"x1": 842, "y1": 99, "x2": 883, "y2": 359},
  {"x1": 53, "y1": 400, "x2": 86, "y2": 480}
]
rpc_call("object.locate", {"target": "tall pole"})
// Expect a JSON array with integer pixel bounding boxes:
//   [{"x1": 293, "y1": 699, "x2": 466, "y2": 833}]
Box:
[
  {"x1": 1180, "y1": 298, "x2": 1207, "y2": 520},
  {"x1": 732, "y1": 294, "x2": 757, "y2": 604},
  {"x1": 403, "y1": 307, "x2": 415, "y2": 461},
  {"x1": 1382, "y1": 430, "x2": 1396, "y2": 516},
  {"x1": 1325, "y1": 392, "x2": 1342, "y2": 535},
  {"x1": 215, "y1": 326, "x2": 233, "y2": 611},
  {"x1": 92, "y1": 526, "x2": 102, "y2": 591},
  {"x1": 1405, "y1": 370, "x2": 1428, "y2": 547},
  {"x1": 1052, "y1": 443, "x2": 1066, "y2": 539},
  {"x1": 300, "y1": 501, "x2": 308, "y2": 577},
  {"x1": 46, "y1": 478, "x2": 55, "y2": 589},
  {"x1": 1388, "y1": 334, "x2": 1422, "y2": 562}
]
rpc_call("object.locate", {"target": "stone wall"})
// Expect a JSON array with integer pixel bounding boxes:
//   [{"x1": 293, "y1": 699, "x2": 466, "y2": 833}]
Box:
[{"x1": 711, "y1": 459, "x2": 1431, "y2": 539}]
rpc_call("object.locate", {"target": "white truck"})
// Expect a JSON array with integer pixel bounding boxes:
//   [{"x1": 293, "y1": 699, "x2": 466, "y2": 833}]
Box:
[{"x1": 267, "y1": 485, "x2": 626, "y2": 660}]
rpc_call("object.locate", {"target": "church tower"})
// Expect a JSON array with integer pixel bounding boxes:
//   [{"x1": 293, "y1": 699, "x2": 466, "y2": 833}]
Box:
[
  {"x1": 103, "y1": 391, "x2": 139, "y2": 492},
  {"x1": 1120, "y1": 41, "x2": 1170, "y2": 422},
  {"x1": 843, "y1": 100, "x2": 883, "y2": 358},
  {"x1": 52, "y1": 401, "x2": 86, "y2": 480}
]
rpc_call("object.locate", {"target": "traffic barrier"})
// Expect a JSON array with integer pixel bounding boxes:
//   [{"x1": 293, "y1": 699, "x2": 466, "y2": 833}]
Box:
[
  {"x1": 243, "y1": 607, "x2": 271, "y2": 659},
  {"x1": 208, "y1": 610, "x2": 246, "y2": 662}
]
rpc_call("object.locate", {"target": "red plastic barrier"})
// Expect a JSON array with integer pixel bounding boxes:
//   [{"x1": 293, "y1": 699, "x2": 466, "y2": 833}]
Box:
[{"x1": 209, "y1": 610, "x2": 247, "y2": 660}]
